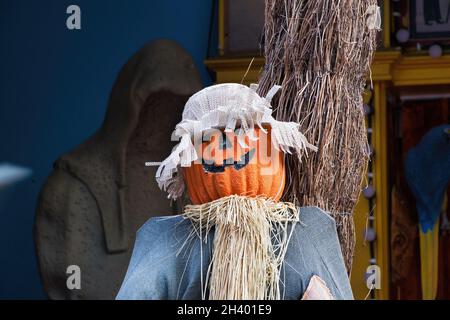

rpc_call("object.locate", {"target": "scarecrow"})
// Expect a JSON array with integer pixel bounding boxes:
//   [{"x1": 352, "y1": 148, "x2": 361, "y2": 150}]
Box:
[{"x1": 116, "y1": 83, "x2": 353, "y2": 300}]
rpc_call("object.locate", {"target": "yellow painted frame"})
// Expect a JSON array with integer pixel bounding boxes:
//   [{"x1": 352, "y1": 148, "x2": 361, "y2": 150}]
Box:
[{"x1": 372, "y1": 81, "x2": 390, "y2": 300}]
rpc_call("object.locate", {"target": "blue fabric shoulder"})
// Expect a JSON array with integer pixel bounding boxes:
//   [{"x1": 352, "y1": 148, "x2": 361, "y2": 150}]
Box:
[
  {"x1": 281, "y1": 206, "x2": 353, "y2": 300},
  {"x1": 117, "y1": 208, "x2": 353, "y2": 300},
  {"x1": 116, "y1": 215, "x2": 192, "y2": 299}
]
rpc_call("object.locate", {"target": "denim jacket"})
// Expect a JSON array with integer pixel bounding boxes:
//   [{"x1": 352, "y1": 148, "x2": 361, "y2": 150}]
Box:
[{"x1": 116, "y1": 206, "x2": 354, "y2": 300}]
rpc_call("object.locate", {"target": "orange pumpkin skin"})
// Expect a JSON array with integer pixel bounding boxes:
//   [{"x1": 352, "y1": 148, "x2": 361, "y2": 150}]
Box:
[{"x1": 182, "y1": 127, "x2": 285, "y2": 204}]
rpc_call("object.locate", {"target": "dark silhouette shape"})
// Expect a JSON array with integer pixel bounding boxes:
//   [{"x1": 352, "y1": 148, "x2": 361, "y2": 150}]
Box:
[
  {"x1": 34, "y1": 40, "x2": 202, "y2": 299},
  {"x1": 424, "y1": 0, "x2": 445, "y2": 25}
]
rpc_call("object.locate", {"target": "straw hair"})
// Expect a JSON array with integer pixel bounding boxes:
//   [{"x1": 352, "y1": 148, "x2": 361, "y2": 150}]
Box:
[
  {"x1": 257, "y1": 0, "x2": 378, "y2": 271},
  {"x1": 182, "y1": 195, "x2": 299, "y2": 300}
]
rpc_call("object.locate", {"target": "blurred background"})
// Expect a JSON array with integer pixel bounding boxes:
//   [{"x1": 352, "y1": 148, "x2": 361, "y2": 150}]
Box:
[
  {"x1": 0, "y1": 0, "x2": 449, "y2": 299},
  {"x1": 0, "y1": 0, "x2": 217, "y2": 299}
]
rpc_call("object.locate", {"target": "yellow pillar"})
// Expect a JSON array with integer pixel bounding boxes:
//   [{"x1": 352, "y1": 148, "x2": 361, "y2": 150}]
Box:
[{"x1": 372, "y1": 81, "x2": 390, "y2": 300}]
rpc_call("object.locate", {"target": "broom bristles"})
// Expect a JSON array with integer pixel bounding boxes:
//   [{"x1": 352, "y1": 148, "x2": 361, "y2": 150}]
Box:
[{"x1": 257, "y1": 0, "x2": 378, "y2": 271}]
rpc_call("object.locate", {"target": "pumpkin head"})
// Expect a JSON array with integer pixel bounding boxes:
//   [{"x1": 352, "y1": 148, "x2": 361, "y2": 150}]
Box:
[
  {"x1": 154, "y1": 83, "x2": 316, "y2": 201},
  {"x1": 182, "y1": 127, "x2": 285, "y2": 204}
]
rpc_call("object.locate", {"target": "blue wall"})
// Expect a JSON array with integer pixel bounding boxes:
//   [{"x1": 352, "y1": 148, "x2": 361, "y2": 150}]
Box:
[{"x1": 0, "y1": 0, "x2": 216, "y2": 299}]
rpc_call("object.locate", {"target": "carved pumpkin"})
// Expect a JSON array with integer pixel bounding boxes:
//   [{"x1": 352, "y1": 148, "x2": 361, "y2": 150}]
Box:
[{"x1": 182, "y1": 127, "x2": 285, "y2": 204}]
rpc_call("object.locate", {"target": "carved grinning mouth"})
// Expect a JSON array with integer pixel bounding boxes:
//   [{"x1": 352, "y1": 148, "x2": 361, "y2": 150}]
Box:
[{"x1": 202, "y1": 148, "x2": 256, "y2": 173}]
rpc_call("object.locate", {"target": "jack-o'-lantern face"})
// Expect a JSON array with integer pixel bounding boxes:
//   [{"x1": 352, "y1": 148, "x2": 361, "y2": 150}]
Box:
[{"x1": 182, "y1": 127, "x2": 285, "y2": 204}]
